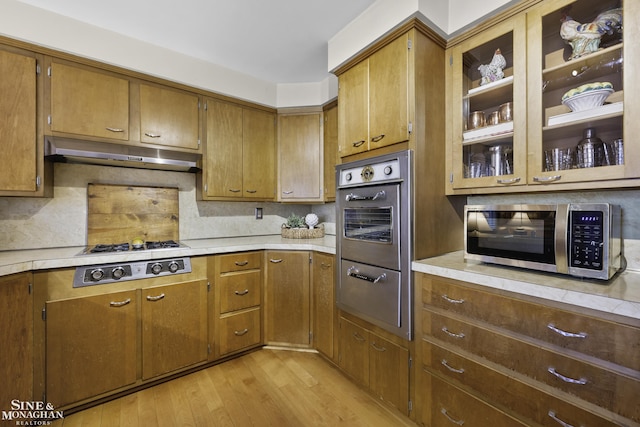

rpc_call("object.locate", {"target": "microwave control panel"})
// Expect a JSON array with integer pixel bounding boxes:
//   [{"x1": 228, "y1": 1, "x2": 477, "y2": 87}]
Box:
[{"x1": 569, "y1": 211, "x2": 604, "y2": 271}]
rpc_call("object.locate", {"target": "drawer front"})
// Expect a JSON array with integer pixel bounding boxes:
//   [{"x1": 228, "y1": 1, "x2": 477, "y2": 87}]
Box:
[
  {"x1": 218, "y1": 308, "x2": 261, "y2": 356},
  {"x1": 423, "y1": 276, "x2": 640, "y2": 371},
  {"x1": 219, "y1": 270, "x2": 261, "y2": 313},
  {"x1": 218, "y1": 251, "x2": 262, "y2": 273},
  {"x1": 423, "y1": 309, "x2": 640, "y2": 422},
  {"x1": 419, "y1": 369, "x2": 529, "y2": 427},
  {"x1": 338, "y1": 317, "x2": 370, "y2": 387},
  {"x1": 422, "y1": 339, "x2": 623, "y2": 427}
]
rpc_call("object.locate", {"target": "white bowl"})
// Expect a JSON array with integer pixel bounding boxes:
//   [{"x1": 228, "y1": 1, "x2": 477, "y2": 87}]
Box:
[{"x1": 562, "y1": 88, "x2": 614, "y2": 112}]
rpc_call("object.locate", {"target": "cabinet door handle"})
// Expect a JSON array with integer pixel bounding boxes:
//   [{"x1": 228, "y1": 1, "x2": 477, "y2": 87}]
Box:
[
  {"x1": 441, "y1": 326, "x2": 465, "y2": 339},
  {"x1": 441, "y1": 294, "x2": 465, "y2": 304},
  {"x1": 370, "y1": 134, "x2": 385, "y2": 142},
  {"x1": 234, "y1": 328, "x2": 249, "y2": 336},
  {"x1": 370, "y1": 342, "x2": 386, "y2": 352},
  {"x1": 245, "y1": 189, "x2": 257, "y2": 194},
  {"x1": 547, "y1": 367, "x2": 587, "y2": 385},
  {"x1": 144, "y1": 132, "x2": 161, "y2": 138},
  {"x1": 440, "y1": 408, "x2": 464, "y2": 425},
  {"x1": 320, "y1": 262, "x2": 332, "y2": 269},
  {"x1": 105, "y1": 127, "x2": 125, "y2": 133},
  {"x1": 548, "y1": 410, "x2": 576, "y2": 427},
  {"x1": 110, "y1": 298, "x2": 131, "y2": 307},
  {"x1": 229, "y1": 189, "x2": 241, "y2": 193},
  {"x1": 234, "y1": 261, "x2": 249, "y2": 266},
  {"x1": 352, "y1": 332, "x2": 366, "y2": 342},
  {"x1": 234, "y1": 289, "x2": 249, "y2": 296},
  {"x1": 533, "y1": 175, "x2": 562, "y2": 183},
  {"x1": 269, "y1": 258, "x2": 283, "y2": 263},
  {"x1": 547, "y1": 323, "x2": 587, "y2": 339},
  {"x1": 441, "y1": 359, "x2": 465, "y2": 374},
  {"x1": 496, "y1": 177, "x2": 521, "y2": 184},
  {"x1": 282, "y1": 190, "x2": 294, "y2": 195},
  {"x1": 146, "y1": 293, "x2": 165, "y2": 302},
  {"x1": 352, "y1": 140, "x2": 366, "y2": 147}
]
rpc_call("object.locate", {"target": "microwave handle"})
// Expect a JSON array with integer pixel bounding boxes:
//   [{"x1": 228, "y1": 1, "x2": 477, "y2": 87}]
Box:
[
  {"x1": 555, "y1": 204, "x2": 569, "y2": 275},
  {"x1": 345, "y1": 190, "x2": 386, "y2": 202}
]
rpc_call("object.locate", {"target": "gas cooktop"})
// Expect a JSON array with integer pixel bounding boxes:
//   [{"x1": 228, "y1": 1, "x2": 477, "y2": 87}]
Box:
[{"x1": 81, "y1": 240, "x2": 187, "y2": 255}]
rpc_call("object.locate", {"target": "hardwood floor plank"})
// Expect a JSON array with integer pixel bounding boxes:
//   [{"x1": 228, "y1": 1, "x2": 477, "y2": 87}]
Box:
[{"x1": 135, "y1": 386, "x2": 158, "y2": 427}]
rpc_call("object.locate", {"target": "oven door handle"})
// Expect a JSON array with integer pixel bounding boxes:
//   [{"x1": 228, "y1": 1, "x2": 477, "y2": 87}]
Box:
[
  {"x1": 345, "y1": 190, "x2": 386, "y2": 202},
  {"x1": 347, "y1": 266, "x2": 386, "y2": 284}
]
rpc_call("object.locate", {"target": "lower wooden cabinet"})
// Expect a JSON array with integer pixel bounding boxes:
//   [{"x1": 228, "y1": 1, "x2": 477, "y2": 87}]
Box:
[
  {"x1": 218, "y1": 307, "x2": 261, "y2": 356},
  {"x1": 312, "y1": 252, "x2": 336, "y2": 360}
]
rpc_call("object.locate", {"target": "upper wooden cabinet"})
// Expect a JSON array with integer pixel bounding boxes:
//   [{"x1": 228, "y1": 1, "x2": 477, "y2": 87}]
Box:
[
  {"x1": 323, "y1": 103, "x2": 338, "y2": 201},
  {"x1": 0, "y1": 46, "x2": 48, "y2": 197},
  {"x1": 202, "y1": 99, "x2": 276, "y2": 200},
  {"x1": 139, "y1": 83, "x2": 200, "y2": 151},
  {"x1": 338, "y1": 33, "x2": 410, "y2": 157}
]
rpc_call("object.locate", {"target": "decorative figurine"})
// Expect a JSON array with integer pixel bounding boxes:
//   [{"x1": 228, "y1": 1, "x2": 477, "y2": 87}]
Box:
[
  {"x1": 478, "y1": 48, "x2": 507, "y2": 86},
  {"x1": 305, "y1": 213, "x2": 319, "y2": 229},
  {"x1": 560, "y1": 7, "x2": 623, "y2": 60}
]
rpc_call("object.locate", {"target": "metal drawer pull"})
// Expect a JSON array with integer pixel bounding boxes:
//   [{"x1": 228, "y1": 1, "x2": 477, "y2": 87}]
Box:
[
  {"x1": 441, "y1": 294, "x2": 465, "y2": 304},
  {"x1": 282, "y1": 190, "x2": 294, "y2": 195},
  {"x1": 347, "y1": 267, "x2": 386, "y2": 284},
  {"x1": 533, "y1": 175, "x2": 561, "y2": 183},
  {"x1": 547, "y1": 323, "x2": 587, "y2": 339},
  {"x1": 496, "y1": 177, "x2": 521, "y2": 184},
  {"x1": 441, "y1": 359, "x2": 465, "y2": 374},
  {"x1": 352, "y1": 140, "x2": 366, "y2": 147},
  {"x1": 110, "y1": 298, "x2": 131, "y2": 307},
  {"x1": 320, "y1": 262, "x2": 332, "y2": 269},
  {"x1": 548, "y1": 410, "x2": 576, "y2": 427},
  {"x1": 105, "y1": 127, "x2": 124, "y2": 133},
  {"x1": 441, "y1": 327, "x2": 465, "y2": 339},
  {"x1": 146, "y1": 293, "x2": 165, "y2": 302},
  {"x1": 229, "y1": 189, "x2": 241, "y2": 193},
  {"x1": 234, "y1": 289, "x2": 249, "y2": 296},
  {"x1": 234, "y1": 261, "x2": 249, "y2": 266},
  {"x1": 371, "y1": 342, "x2": 386, "y2": 352},
  {"x1": 269, "y1": 258, "x2": 283, "y2": 263},
  {"x1": 440, "y1": 408, "x2": 464, "y2": 425},
  {"x1": 548, "y1": 367, "x2": 587, "y2": 385},
  {"x1": 144, "y1": 132, "x2": 161, "y2": 138},
  {"x1": 345, "y1": 190, "x2": 386, "y2": 202},
  {"x1": 371, "y1": 134, "x2": 385, "y2": 142},
  {"x1": 245, "y1": 189, "x2": 257, "y2": 193},
  {"x1": 352, "y1": 332, "x2": 366, "y2": 342},
  {"x1": 234, "y1": 328, "x2": 249, "y2": 336}
]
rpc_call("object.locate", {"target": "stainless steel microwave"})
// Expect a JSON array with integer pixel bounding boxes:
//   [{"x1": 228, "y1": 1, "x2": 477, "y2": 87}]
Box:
[{"x1": 464, "y1": 203, "x2": 622, "y2": 280}]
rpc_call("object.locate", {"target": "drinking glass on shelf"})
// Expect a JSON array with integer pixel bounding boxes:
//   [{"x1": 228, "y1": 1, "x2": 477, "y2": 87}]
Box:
[{"x1": 544, "y1": 147, "x2": 574, "y2": 171}]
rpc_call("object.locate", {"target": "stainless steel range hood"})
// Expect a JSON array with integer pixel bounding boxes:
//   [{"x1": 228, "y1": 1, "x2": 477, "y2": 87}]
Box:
[{"x1": 45, "y1": 136, "x2": 201, "y2": 172}]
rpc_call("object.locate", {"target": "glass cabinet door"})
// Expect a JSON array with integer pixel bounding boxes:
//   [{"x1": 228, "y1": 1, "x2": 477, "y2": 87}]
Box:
[
  {"x1": 527, "y1": 0, "x2": 636, "y2": 185},
  {"x1": 450, "y1": 15, "x2": 527, "y2": 190}
]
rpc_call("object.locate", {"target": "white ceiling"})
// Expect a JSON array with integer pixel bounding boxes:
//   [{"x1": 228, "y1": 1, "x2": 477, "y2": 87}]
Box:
[{"x1": 16, "y1": 0, "x2": 376, "y2": 84}]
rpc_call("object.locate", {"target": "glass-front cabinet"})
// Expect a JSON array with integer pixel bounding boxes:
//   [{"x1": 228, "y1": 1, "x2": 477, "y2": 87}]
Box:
[
  {"x1": 449, "y1": 15, "x2": 527, "y2": 190},
  {"x1": 527, "y1": 0, "x2": 637, "y2": 186}
]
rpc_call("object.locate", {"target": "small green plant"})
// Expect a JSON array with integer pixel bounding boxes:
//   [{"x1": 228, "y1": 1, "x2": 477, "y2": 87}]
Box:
[{"x1": 285, "y1": 213, "x2": 306, "y2": 228}]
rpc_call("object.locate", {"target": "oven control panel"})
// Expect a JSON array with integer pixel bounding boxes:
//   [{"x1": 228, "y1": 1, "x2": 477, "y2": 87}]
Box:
[
  {"x1": 338, "y1": 158, "x2": 401, "y2": 186},
  {"x1": 73, "y1": 258, "x2": 192, "y2": 288}
]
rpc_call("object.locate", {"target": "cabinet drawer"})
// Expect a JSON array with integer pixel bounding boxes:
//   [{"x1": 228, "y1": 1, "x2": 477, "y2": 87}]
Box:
[
  {"x1": 422, "y1": 339, "x2": 623, "y2": 426},
  {"x1": 419, "y1": 369, "x2": 528, "y2": 427},
  {"x1": 423, "y1": 309, "x2": 640, "y2": 422},
  {"x1": 218, "y1": 252, "x2": 262, "y2": 273},
  {"x1": 423, "y1": 276, "x2": 640, "y2": 371},
  {"x1": 219, "y1": 270, "x2": 261, "y2": 313},
  {"x1": 218, "y1": 308, "x2": 261, "y2": 357}
]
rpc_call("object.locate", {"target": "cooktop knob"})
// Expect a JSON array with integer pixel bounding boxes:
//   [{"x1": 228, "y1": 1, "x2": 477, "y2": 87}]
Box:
[
  {"x1": 384, "y1": 165, "x2": 393, "y2": 175},
  {"x1": 168, "y1": 261, "x2": 180, "y2": 273},
  {"x1": 90, "y1": 268, "x2": 104, "y2": 281},
  {"x1": 111, "y1": 266, "x2": 126, "y2": 280},
  {"x1": 150, "y1": 262, "x2": 163, "y2": 275}
]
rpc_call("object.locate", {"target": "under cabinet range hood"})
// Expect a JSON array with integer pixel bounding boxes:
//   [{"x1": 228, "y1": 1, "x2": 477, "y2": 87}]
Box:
[{"x1": 44, "y1": 136, "x2": 201, "y2": 172}]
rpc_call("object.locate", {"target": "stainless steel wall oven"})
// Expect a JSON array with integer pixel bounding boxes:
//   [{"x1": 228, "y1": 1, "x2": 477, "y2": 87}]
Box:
[{"x1": 336, "y1": 150, "x2": 413, "y2": 340}]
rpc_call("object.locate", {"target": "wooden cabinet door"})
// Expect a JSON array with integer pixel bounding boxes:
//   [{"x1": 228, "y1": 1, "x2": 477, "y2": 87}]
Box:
[
  {"x1": 369, "y1": 333, "x2": 409, "y2": 413},
  {"x1": 278, "y1": 113, "x2": 322, "y2": 201},
  {"x1": 140, "y1": 84, "x2": 200, "y2": 151},
  {"x1": 49, "y1": 61, "x2": 129, "y2": 140},
  {"x1": 46, "y1": 290, "x2": 137, "y2": 407},
  {"x1": 265, "y1": 251, "x2": 310, "y2": 346},
  {"x1": 0, "y1": 273, "x2": 33, "y2": 405},
  {"x1": 204, "y1": 99, "x2": 243, "y2": 198},
  {"x1": 243, "y1": 108, "x2": 276, "y2": 199},
  {"x1": 323, "y1": 105, "x2": 338, "y2": 201},
  {"x1": 312, "y1": 252, "x2": 335, "y2": 359},
  {"x1": 142, "y1": 280, "x2": 208, "y2": 380},
  {"x1": 368, "y1": 34, "x2": 410, "y2": 150},
  {"x1": 338, "y1": 60, "x2": 369, "y2": 157},
  {"x1": 0, "y1": 48, "x2": 38, "y2": 193},
  {"x1": 338, "y1": 317, "x2": 369, "y2": 387}
]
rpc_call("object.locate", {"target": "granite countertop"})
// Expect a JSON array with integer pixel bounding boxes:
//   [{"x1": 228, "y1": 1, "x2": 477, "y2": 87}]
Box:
[
  {"x1": 413, "y1": 250, "x2": 640, "y2": 320},
  {"x1": 0, "y1": 235, "x2": 336, "y2": 277}
]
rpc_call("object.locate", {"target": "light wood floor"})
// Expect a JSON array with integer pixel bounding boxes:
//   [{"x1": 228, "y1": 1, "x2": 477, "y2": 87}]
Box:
[{"x1": 51, "y1": 348, "x2": 418, "y2": 426}]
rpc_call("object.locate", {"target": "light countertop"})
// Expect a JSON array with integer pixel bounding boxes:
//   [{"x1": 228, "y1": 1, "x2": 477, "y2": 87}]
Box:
[{"x1": 413, "y1": 250, "x2": 640, "y2": 321}]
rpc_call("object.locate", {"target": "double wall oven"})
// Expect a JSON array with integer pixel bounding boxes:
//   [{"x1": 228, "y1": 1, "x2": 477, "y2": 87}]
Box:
[{"x1": 336, "y1": 150, "x2": 413, "y2": 340}]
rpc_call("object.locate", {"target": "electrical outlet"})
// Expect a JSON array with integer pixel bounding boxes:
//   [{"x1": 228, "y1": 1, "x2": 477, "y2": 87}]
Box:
[{"x1": 255, "y1": 207, "x2": 263, "y2": 219}]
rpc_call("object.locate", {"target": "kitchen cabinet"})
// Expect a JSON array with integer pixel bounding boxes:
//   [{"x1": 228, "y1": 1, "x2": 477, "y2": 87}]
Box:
[
  {"x1": 0, "y1": 46, "x2": 49, "y2": 197},
  {"x1": 322, "y1": 102, "x2": 338, "y2": 201},
  {"x1": 338, "y1": 314, "x2": 410, "y2": 414},
  {"x1": 45, "y1": 290, "x2": 137, "y2": 408},
  {"x1": 264, "y1": 251, "x2": 310, "y2": 347},
  {"x1": 338, "y1": 33, "x2": 409, "y2": 157},
  {"x1": 311, "y1": 252, "x2": 336, "y2": 360},
  {"x1": 0, "y1": 273, "x2": 33, "y2": 406},
  {"x1": 415, "y1": 273, "x2": 640, "y2": 426},
  {"x1": 277, "y1": 111, "x2": 323, "y2": 202},
  {"x1": 139, "y1": 83, "x2": 200, "y2": 151},
  {"x1": 202, "y1": 99, "x2": 276, "y2": 200},
  {"x1": 210, "y1": 252, "x2": 263, "y2": 358},
  {"x1": 141, "y1": 280, "x2": 208, "y2": 380}
]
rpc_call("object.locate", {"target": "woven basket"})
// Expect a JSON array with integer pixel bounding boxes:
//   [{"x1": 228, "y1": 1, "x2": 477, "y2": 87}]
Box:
[{"x1": 281, "y1": 223, "x2": 325, "y2": 239}]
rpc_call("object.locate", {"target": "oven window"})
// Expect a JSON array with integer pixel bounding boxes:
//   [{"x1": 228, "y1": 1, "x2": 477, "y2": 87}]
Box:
[{"x1": 344, "y1": 207, "x2": 393, "y2": 243}]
